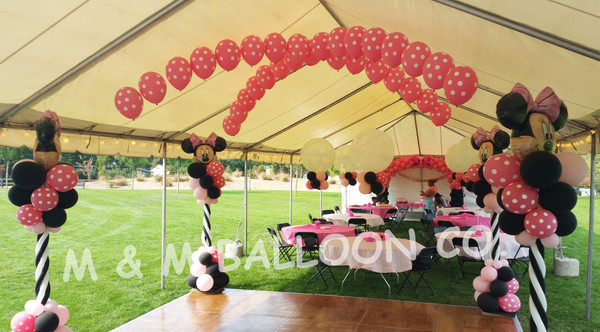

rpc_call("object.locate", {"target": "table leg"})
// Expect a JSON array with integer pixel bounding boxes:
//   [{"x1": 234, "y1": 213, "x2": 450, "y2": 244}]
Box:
[
  {"x1": 341, "y1": 267, "x2": 353, "y2": 291},
  {"x1": 380, "y1": 273, "x2": 391, "y2": 295}
]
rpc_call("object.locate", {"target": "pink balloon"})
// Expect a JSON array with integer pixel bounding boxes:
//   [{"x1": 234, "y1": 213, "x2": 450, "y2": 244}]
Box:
[
  {"x1": 48, "y1": 227, "x2": 61, "y2": 233},
  {"x1": 16, "y1": 204, "x2": 42, "y2": 226},
  {"x1": 399, "y1": 77, "x2": 422, "y2": 103},
  {"x1": 44, "y1": 299, "x2": 58, "y2": 312},
  {"x1": 357, "y1": 171, "x2": 366, "y2": 183},
  {"x1": 237, "y1": 89, "x2": 255, "y2": 112},
  {"x1": 474, "y1": 291, "x2": 482, "y2": 302},
  {"x1": 416, "y1": 89, "x2": 438, "y2": 113},
  {"x1": 304, "y1": 47, "x2": 320, "y2": 66},
  {"x1": 430, "y1": 102, "x2": 451, "y2": 126},
  {"x1": 229, "y1": 101, "x2": 248, "y2": 123},
  {"x1": 271, "y1": 60, "x2": 290, "y2": 80},
  {"x1": 11, "y1": 311, "x2": 35, "y2": 332},
  {"x1": 472, "y1": 276, "x2": 491, "y2": 293},
  {"x1": 344, "y1": 26, "x2": 366, "y2": 59},
  {"x1": 480, "y1": 266, "x2": 498, "y2": 282},
  {"x1": 241, "y1": 35, "x2": 265, "y2": 66},
  {"x1": 31, "y1": 185, "x2": 59, "y2": 212},
  {"x1": 24, "y1": 300, "x2": 45, "y2": 316},
  {"x1": 55, "y1": 305, "x2": 70, "y2": 326},
  {"x1": 525, "y1": 208, "x2": 557, "y2": 239},
  {"x1": 47, "y1": 164, "x2": 79, "y2": 192},
  {"x1": 381, "y1": 32, "x2": 409, "y2": 68},
  {"x1": 492, "y1": 260, "x2": 503, "y2": 269},
  {"x1": 423, "y1": 52, "x2": 455, "y2": 90},
  {"x1": 256, "y1": 65, "x2": 275, "y2": 89},
  {"x1": 501, "y1": 181, "x2": 539, "y2": 214},
  {"x1": 501, "y1": 258, "x2": 509, "y2": 267},
  {"x1": 541, "y1": 233, "x2": 560, "y2": 248},
  {"x1": 287, "y1": 33, "x2": 309, "y2": 65},
  {"x1": 55, "y1": 326, "x2": 74, "y2": 332},
  {"x1": 190, "y1": 262, "x2": 207, "y2": 277},
  {"x1": 165, "y1": 56, "x2": 192, "y2": 91},
  {"x1": 515, "y1": 230, "x2": 537, "y2": 246},
  {"x1": 138, "y1": 72, "x2": 167, "y2": 104},
  {"x1": 483, "y1": 153, "x2": 522, "y2": 188},
  {"x1": 401, "y1": 41, "x2": 431, "y2": 77},
  {"x1": 361, "y1": 27, "x2": 386, "y2": 62},
  {"x1": 506, "y1": 278, "x2": 520, "y2": 294},
  {"x1": 283, "y1": 52, "x2": 303, "y2": 72},
  {"x1": 264, "y1": 33, "x2": 286, "y2": 63},
  {"x1": 383, "y1": 67, "x2": 405, "y2": 92},
  {"x1": 222, "y1": 116, "x2": 241, "y2": 136},
  {"x1": 443, "y1": 66, "x2": 478, "y2": 105},
  {"x1": 204, "y1": 197, "x2": 219, "y2": 204},
  {"x1": 556, "y1": 151, "x2": 588, "y2": 186},
  {"x1": 30, "y1": 222, "x2": 47, "y2": 234},
  {"x1": 358, "y1": 182, "x2": 371, "y2": 194},
  {"x1": 326, "y1": 54, "x2": 346, "y2": 71},
  {"x1": 328, "y1": 27, "x2": 347, "y2": 58},
  {"x1": 365, "y1": 59, "x2": 388, "y2": 83},
  {"x1": 246, "y1": 77, "x2": 265, "y2": 100},
  {"x1": 188, "y1": 177, "x2": 200, "y2": 190},
  {"x1": 114, "y1": 87, "x2": 143, "y2": 120},
  {"x1": 310, "y1": 32, "x2": 330, "y2": 61},
  {"x1": 484, "y1": 258, "x2": 494, "y2": 267},
  {"x1": 346, "y1": 55, "x2": 366, "y2": 75},
  {"x1": 190, "y1": 47, "x2": 216, "y2": 79},
  {"x1": 194, "y1": 187, "x2": 208, "y2": 200},
  {"x1": 196, "y1": 274, "x2": 214, "y2": 291},
  {"x1": 498, "y1": 293, "x2": 521, "y2": 313},
  {"x1": 215, "y1": 39, "x2": 241, "y2": 71}
]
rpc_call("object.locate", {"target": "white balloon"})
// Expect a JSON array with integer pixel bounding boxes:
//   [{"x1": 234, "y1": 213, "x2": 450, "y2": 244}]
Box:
[
  {"x1": 334, "y1": 145, "x2": 357, "y2": 172},
  {"x1": 445, "y1": 135, "x2": 480, "y2": 172},
  {"x1": 301, "y1": 138, "x2": 335, "y2": 171},
  {"x1": 351, "y1": 129, "x2": 394, "y2": 172}
]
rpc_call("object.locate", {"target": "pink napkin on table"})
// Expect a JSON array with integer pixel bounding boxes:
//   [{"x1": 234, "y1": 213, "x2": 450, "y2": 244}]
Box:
[{"x1": 348, "y1": 210, "x2": 354, "y2": 217}]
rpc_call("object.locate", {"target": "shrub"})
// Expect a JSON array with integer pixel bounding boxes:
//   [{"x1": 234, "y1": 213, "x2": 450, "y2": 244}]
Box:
[
  {"x1": 232, "y1": 169, "x2": 243, "y2": 177},
  {"x1": 115, "y1": 179, "x2": 128, "y2": 187},
  {"x1": 107, "y1": 180, "x2": 115, "y2": 188},
  {"x1": 328, "y1": 178, "x2": 337, "y2": 184},
  {"x1": 258, "y1": 172, "x2": 272, "y2": 180},
  {"x1": 135, "y1": 173, "x2": 146, "y2": 182},
  {"x1": 276, "y1": 172, "x2": 290, "y2": 182},
  {"x1": 223, "y1": 172, "x2": 232, "y2": 182},
  {"x1": 154, "y1": 175, "x2": 163, "y2": 182}
]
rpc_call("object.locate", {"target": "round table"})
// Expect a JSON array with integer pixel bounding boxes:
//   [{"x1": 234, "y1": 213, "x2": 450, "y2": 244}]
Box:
[
  {"x1": 435, "y1": 207, "x2": 489, "y2": 217},
  {"x1": 433, "y1": 213, "x2": 492, "y2": 229},
  {"x1": 281, "y1": 224, "x2": 355, "y2": 245},
  {"x1": 435, "y1": 230, "x2": 527, "y2": 260},
  {"x1": 322, "y1": 213, "x2": 384, "y2": 227},
  {"x1": 347, "y1": 205, "x2": 397, "y2": 218}
]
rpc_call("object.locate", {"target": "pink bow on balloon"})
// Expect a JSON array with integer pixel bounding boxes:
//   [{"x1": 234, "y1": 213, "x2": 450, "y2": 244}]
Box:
[
  {"x1": 472, "y1": 125, "x2": 501, "y2": 147},
  {"x1": 40, "y1": 110, "x2": 61, "y2": 136},
  {"x1": 511, "y1": 83, "x2": 561, "y2": 123},
  {"x1": 190, "y1": 132, "x2": 217, "y2": 149}
]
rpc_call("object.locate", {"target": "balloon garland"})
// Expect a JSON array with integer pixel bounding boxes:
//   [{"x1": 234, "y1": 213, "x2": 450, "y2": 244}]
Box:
[
  {"x1": 8, "y1": 110, "x2": 77, "y2": 332},
  {"x1": 115, "y1": 27, "x2": 480, "y2": 131},
  {"x1": 180, "y1": 132, "x2": 230, "y2": 293},
  {"x1": 378, "y1": 156, "x2": 457, "y2": 189}
]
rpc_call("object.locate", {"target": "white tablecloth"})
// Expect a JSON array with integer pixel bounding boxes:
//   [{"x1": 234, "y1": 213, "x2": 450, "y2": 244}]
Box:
[
  {"x1": 435, "y1": 230, "x2": 528, "y2": 260},
  {"x1": 322, "y1": 213, "x2": 384, "y2": 227},
  {"x1": 435, "y1": 207, "x2": 490, "y2": 217},
  {"x1": 321, "y1": 235, "x2": 424, "y2": 273}
]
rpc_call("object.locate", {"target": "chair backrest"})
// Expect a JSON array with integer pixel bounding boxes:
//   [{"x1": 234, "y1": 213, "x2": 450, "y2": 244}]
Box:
[
  {"x1": 319, "y1": 220, "x2": 334, "y2": 225},
  {"x1": 448, "y1": 212, "x2": 462, "y2": 216},
  {"x1": 267, "y1": 227, "x2": 282, "y2": 245},
  {"x1": 418, "y1": 230, "x2": 428, "y2": 244},
  {"x1": 348, "y1": 218, "x2": 367, "y2": 226},
  {"x1": 308, "y1": 213, "x2": 313, "y2": 222},
  {"x1": 384, "y1": 208, "x2": 398, "y2": 219},
  {"x1": 451, "y1": 237, "x2": 480, "y2": 250},
  {"x1": 399, "y1": 206, "x2": 409, "y2": 211},
  {"x1": 295, "y1": 232, "x2": 319, "y2": 251},
  {"x1": 334, "y1": 206, "x2": 341, "y2": 213},
  {"x1": 321, "y1": 209, "x2": 335, "y2": 216},
  {"x1": 412, "y1": 247, "x2": 436, "y2": 270},
  {"x1": 276, "y1": 223, "x2": 291, "y2": 232},
  {"x1": 438, "y1": 220, "x2": 454, "y2": 228}
]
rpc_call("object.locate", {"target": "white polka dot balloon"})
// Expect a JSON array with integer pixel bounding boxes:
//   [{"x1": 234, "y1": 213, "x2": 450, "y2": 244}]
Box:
[
  {"x1": 382, "y1": 66, "x2": 405, "y2": 92},
  {"x1": 328, "y1": 27, "x2": 348, "y2": 58},
  {"x1": 241, "y1": 35, "x2": 265, "y2": 66},
  {"x1": 264, "y1": 32, "x2": 286, "y2": 63},
  {"x1": 343, "y1": 26, "x2": 366, "y2": 59},
  {"x1": 190, "y1": 47, "x2": 216, "y2": 79},
  {"x1": 501, "y1": 181, "x2": 539, "y2": 214},
  {"x1": 361, "y1": 27, "x2": 386, "y2": 62},
  {"x1": 365, "y1": 59, "x2": 388, "y2": 83},
  {"x1": 286, "y1": 33, "x2": 309, "y2": 65},
  {"x1": 423, "y1": 52, "x2": 455, "y2": 90},
  {"x1": 165, "y1": 56, "x2": 192, "y2": 91},
  {"x1": 114, "y1": 87, "x2": 143, "y2": 120},
  {"x1": 46, "y1": 164, "x2": 79, "y2": 192},
  {"x1": 310, "y1": 32, "x2": 330, "y2": 61},
  {"x1": 215, "y1": 39, "x2": 241, "y2": 71},
  {"x1": 482, "y1": 153, "x2": 522, "y2": 188},
  {"x1": 16, "y1": 204, "x2": 42, "y2": 226},
  {"x1": 138, "y1": 71, "x2": 166, "y2": 105},
  {"x1": 256, "y1": 65, "x2": 275, "y2": 89},
  {"x1": 443, "y1": 66, "x2": 478, "y2": 105},
  {"x1": 30, "y1": 185, "x2": 59, "y2": 212},
  {"x1": 524, "y1": 208, "x2": 558, "y2": 238},
  {"x1": 401, "y1": 41, "x2": 431, "y2": 77},
  {"x1": 381, "y1": 32, "x2": 409, "y2": 68},
  {"x1": 346, "y1": 55, "x2": 367, "y2": 75},
  {"x1": 498, "y1": 293, "x2": 521, "y2": 313}
]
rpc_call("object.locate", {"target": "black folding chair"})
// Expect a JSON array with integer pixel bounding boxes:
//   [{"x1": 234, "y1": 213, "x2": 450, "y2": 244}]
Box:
[
  {"x1": 295, "y1": 232, "x2": 336, "y2": 288},
  {"x1": 276, "y1": 223, "x2": 296, "y2": 257},
  {"x1": 321, "y1": 209, "x2": 335, "y2": 217},
  {"x1": 334, "y1": 206, "x2": 341, "y2": 213},
  {"x1": 267, "y1": 227, "x2": 294, "y2": 263},
  {"x1": 348, "y1": 218, "x2": 369, "y2": 234},
  {"x1": 397, "y1": 247, "x2": 437, "y2": 299},
  {"x1": 452, "y1": 237, "x2": 485, "y2": 281},
  {"x1": 418, "y1": 230, "x2": 435, "y2": 247},
  {"x1": 509, "y1": 245, "x2": 530, "y2": 282}
]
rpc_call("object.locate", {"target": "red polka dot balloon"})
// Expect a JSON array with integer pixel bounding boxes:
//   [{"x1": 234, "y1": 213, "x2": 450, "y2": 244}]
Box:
[
  {"x1": 229, "y1": 101, "x2": 248, "y2": 123},
  {"x1": 165, "y1": 56, "x2": 192, "y2": 91},
  {"x1": 327, "y1": 54, "x2": 346, "y2": 71},
  {"x1": 483, "y1": 153, "x2": 522, "y2": 188},
  {"x1": 346, "y1": 55, "x2": 366, "y2": 75},
  {"x1": 214, "y1": 176, "x2": 226, "y2": 188},
  {"x1": 304, "y1": 47, "x2": 320, "y2": 66},
  {"x1": 310, "y1": 32, "x2": 330, "y2": 61},
  {"x1": 31, "y1": 185, "x2": 59, "y2": 212},
  {"x1": 328, "y1": 27, "x2": 347, "y2": 58},
  {"x1": 138, "y1": 72, "x2": 167, "y2": 104},
  {"x1": 399, "y1": 77, "x2": 422, "y2": 103},
  {"x1": 237, "y1": 89, "x2": 255, "y2": 112},
  {"x1": 381, "y1": 32, "x2": 409, "y2": 68},
  {"x1": 47, "y1": 164, "x2": 79, "y2": 192},
  {"x1": 283, "y1": 52, "x2": 303, "y2": 72},
  {"x1": 506, "y1": 278, "x2": 519, "y2": 294},
  {"x1": 401, "y1": 41, "x2": 431, "y2": 77},
  {"x1": 287, "y1": 33, "x2": 309, "y2": 65},
  {"x1": 423, "y1": 52, "x2": 455, "y2": 90},
  {"x1": 264, "y1": 33, "x2": 286, "y2": 63},
  {"x1": 525, "y1": 208, "x2": 557, "y2": 238},
  {"x1": 344, "y1": 26, "x2": 366, "y2": 59},
  {"x1": 416, "y1": 89, "x2": 438, "y2": 113},
  {"x1": 222, "y1": 116, "x2": 241, "y2": 136},
  {"x1": 383, "y1": 66, "x2": 405, "y2": 92},
  {"x1": 241, "y1": 35, "x2": 265, "y2": 66},
  {"x1": 271, "y1": 60, "x2": 290, "y2": 80},
  {"x1": 215, "y1": 39, "x2": 241, "y2": 71},
  {"x1": 206, "y1": 160, "x2": 225, "y2": 177},
  {"x1": 361, "y1": 27, "x2": 386, "y2": 62},
  {"x1": 246, "y1": 76, "x2": 265, "y2": 100},
  {"x1": 467, "y1": 164, "x2": 481, "y2": 182},
  {"x1": 256, "y1": 65, "x2": 275, "y2": 89},
  {"x1": 430, "y1": 102, "x2": 452, "y2": 126},
  {"x1": 498, "y1": 293, "x2": 521, "y2": 313},
  {"x1": 114, "y1": 87, "x2": 143, "y2": 120},
  {"x1": 501, "y1": 181, "x2": 539, "y2": 214},
  {"x1": 365, "y1": 59, "x2": 388, "y2": 83},
  {"x1": 190, "y1": 47, "x2": 216, "y2": 79},
  {"x1": 443, "y1": 66, "x2": 478, "y2": 105},
  {"x1": 10, "y1": 311, "x2": 36, "y2": 332},
  {"x1": 16, "y1": 204, "x2": 42, "y2": 226}
]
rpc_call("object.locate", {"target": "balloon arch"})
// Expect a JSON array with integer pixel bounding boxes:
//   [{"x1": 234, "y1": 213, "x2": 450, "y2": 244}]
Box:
[{"x1": 377, "y1": 155, "x2": 461, "y2": 190}]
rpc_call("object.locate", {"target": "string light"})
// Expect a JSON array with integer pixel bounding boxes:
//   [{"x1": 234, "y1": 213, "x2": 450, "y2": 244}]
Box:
[
  {"x1": 131, "y1": 140, "x2": 137, "y2": 145},
  {"x1": 24, "y1": 131, "x2": 30, "y2": 137},
  {"x1": 100, "y1": 140, "x2": 105, "y2": 145},
  {"x1": 62, "y1": 137, "x2": 70, "y2": 143}
]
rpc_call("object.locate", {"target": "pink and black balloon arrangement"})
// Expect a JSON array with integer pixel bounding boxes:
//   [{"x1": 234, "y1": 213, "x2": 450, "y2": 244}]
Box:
[
  {"x1": 180, "y1": 132, "x2": 230, "y2": 293},
  {"x1": 7, "y1": 110, "x2": 77, "y2": 332},
  {"x1": 305, "y1": 171, "x2": 330, "y2": 190}
]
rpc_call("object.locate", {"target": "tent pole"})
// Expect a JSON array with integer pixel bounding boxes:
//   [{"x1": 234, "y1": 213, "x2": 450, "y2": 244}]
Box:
[
  {"x1": 289, "y1": 154, "x2": 293, "y2": 225},
  {"x1": 160, "y1": 142, "x2": 167, "y2": 289},
  {"x1": 176, "y1": 158, "x2": 180, "y2": 193},
  {"x1": 586, "y1": 130, "x2": 596, "y2": 319},
  {"x1": 243, "y1": 151, "x2": 248, "y2": 256},
  {"x1": 320, "y1": 189, "x2": 323, "y2": 217}
]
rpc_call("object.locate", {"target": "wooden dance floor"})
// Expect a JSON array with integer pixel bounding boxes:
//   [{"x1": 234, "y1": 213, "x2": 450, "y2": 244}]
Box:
[{"x1": 112, "y1": 288, "x2": 521, "y2": 331}]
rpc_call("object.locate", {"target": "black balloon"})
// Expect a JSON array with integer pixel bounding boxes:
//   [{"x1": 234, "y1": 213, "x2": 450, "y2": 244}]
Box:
[
  {"x1": 496, "y1": 92, "x2": 529, "y2": 129},
  {"x1": 520, "y1": 151, "x2": 561, "y2": 189},
  {"x1": 310, "y1": 179, "x2": 320, "y2": 189},
  {"x1": 307, "y1": 171, "x2": 316, "y2": 181},
  {"x1": 465, "y1": 181, "x2": 474, "y2": 192},
  {"x1": 476, "y1": 195, "x2": 485, "y2": 208},
  {"x1": 472, "y1": 180, "x2": 491, "y2": 197},
  {"x1": 364, "y1": 171, "x2": 377, "y2": 184},
  {"x1": 187, "y1": 273, "x2": 198, "y2": 289},
  {"x1": 34, "y1": 311, "x2": 59, "y2": 332},
  {"x1": 490, "y1": 279, "x2": 509, "y2": 297},
  {"x1": 199, "y1": 252, "x2": 213, "y2": 265},
  {"x1": 371, "y1": 182, "x2": 383, "y2": 195},
  {"x1": 497, "y1": 266, "x2": 515, "y2": 282},
  {"x1": 538, "y1": 182, "x2": 577, "y2": 214},
  {"x1": 498, "y1": 210, "x2": 526, "y2": 235},
  {"x1": 57, "y1": 189, "x2": 78, "y2": 209},
  {"x1": 42, "y1": 208, "x2": 67, "y2": 227},
  {"x1": 206, "y1": 262, "x2": 220, "y2": 275},
  {"x1": 554, "y1": 211, "x2": 577, "y2": 237},
  {"x1": 199, "y1": 175, "x2": 214, "y2": 189},
  {"x1": 188, "y1": 163, "x2": 206, "y2": 178},
  {"x1": 212, "y1": 272, "x2": 230, "y2": 289},
  {"x1": 207, "y1": 186, "x2": 221, "y2": 199},
  {"x1": 496, "y1": 189, "x2": 505, "y2": 210},
  {"x1": 8, "y1": 186, "x2": 33, "y2": 206},
  {"x1": 476, "y1": 292, "x2": 500, "y2": 313},
  {"x1": 349, "y1": 178, "x2": 357, "y2": 186},
  {"x1": 12, "y1": 161, "x2": 46, "y2": 190},
  {"x1": 478, "y1": 164, "x2": 486, "y2": 181},
  {"x1": 344, "y1": 172, "x2": 353, "y2": 180}
]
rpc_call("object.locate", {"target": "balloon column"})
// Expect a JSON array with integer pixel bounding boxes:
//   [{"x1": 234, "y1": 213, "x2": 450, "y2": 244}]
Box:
[
  {"x1": 493, "y1": 83, "x2": 584, "y2": 332},
  {"x1": 115, "y1": 27, "x2": 480, "y2": 131},
  {"x1": 7, "y1": 110, "x2": 77, "y2": 332},
  {"x1": 187, "y1": 246, "x2": 229, "y2": 294}
]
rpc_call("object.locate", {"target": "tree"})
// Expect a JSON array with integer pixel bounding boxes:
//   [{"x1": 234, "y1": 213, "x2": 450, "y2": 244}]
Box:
[{"x1": 76, "y1": 156, "x2": 95, "y2": 181}]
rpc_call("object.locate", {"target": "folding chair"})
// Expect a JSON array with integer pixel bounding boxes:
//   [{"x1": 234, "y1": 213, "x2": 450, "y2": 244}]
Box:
[
  {"x1": 452, "y1": 237, "x2": 485, "y2": 281},
  {"x1": 334, "y1": 206, "x2": 341, "y2": 213},
  {"x1": 295, "y1": 232, "x2": 336, "y2": 288},
  {"x1": 435, "y1": 220, "x2": 454, "y2": 233},
  {"x1": 397, "y1": 247, "x2": 437, "y2": 299},
  {"x1": 348, "y1": 218, "x2": 369, "y2": 234},
  {"x1": 418, "y1": 230, "x2": 435, "y2": 247},
  {"x1": 267, "y1": 227, "x2": 294, "y2": 263},
  {"x1": 321, "y1": 209, "x2": 335, "y2": 217},
  {"x1": 508, "y1": 245, "x2": 530, "y2": 282},
  {"x1": 276, "y1": 223, "x2": 295, "y2": 257}
]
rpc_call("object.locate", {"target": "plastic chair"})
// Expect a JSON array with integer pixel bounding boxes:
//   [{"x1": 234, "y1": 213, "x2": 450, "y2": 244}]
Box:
[
  {"x1": 321, "y1": 209, "x2": 335, "y2": 217},
  {"x1": 397, "y1": 247, "x2": 437, "y2": 299},
  {"x1": 509, "y1": 245, "x2": 530, "y2": 282}
]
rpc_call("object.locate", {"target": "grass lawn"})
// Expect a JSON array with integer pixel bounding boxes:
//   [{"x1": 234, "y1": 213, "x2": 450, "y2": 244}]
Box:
[{"x1": 0, "y1": 188, "x2": 598, "y2": 331}]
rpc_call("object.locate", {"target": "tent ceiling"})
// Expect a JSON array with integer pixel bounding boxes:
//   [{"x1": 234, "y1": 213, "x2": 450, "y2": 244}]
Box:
[{"x1": 0, "y1": 0, "x2": 599, "y2": 162}]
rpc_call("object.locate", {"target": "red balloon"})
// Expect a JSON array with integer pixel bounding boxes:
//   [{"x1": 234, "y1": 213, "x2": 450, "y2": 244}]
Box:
[
  {"x1": 283, "y1": 52, "x2": 303, "y2": 72},
  {"x1": 327, "y1": 54, "x2": 346, "y2": 71},
  {"x1": 246, "y1": 76, "x2": 265, "y2": 100},
  {"x1": 399, "y1": 77, "x2": 422, "y2": 103},
  {"x1": 346, "y1": 55, "x2": 366, "y2": 75},
  {"x1": 306, "y1": 180, "x2": 313, "y2": 190},
  {"x1": 383, "y1": 67, "x2": 405, "y2": 92},
  {"x1": 206, "y1": 160, "x2": 225, "y2": 177},
  {"x1": 430, "y1": 101, "x2": 452, "y2": 126},
  {"x1": 416, "y1": 89, "x2": 438, "y2": 113},
  {"x1": 229, "y1": 101, "x2": 248, "y2": 122},
  {"x1": 525, "y1": 208, "x2": 557, "y2": 238},
  {"x1": 423, "y1": 52, "x2": 455, "y2": 90},
  {"x1": 271, "y1": 60, "x2": 290, "y2": 80},
  {"x1": 138, "y1": 71, "x2": 167, "y2": 104},
  {"x1": 165, "y1": 56, "x2": 192, "y2": 91},
  {"x1": 365, "y1": 59, "x2": 388, "y2": 83},
  {"x1": 328, "y1": 27, "x2": 347, "y2": 57},
  {"x1": 16, "y1": 204, "x2": 42, "y2": 226},
  {"x1": 47, "y1": 164, "x2": 79, "y2": 192},
  {"x1": 215, "y1": 39, "x2": 241, "y2": 71},
  {"x1": 214, "y1": 176, "x2": 226, "y2": 188},
  {"x1": 114, "y1": 87, "x2": 143, "y2": 120},
  {"x1": 241, "y1": 35, "x2": 265, "y2": 66},
  {"x1": 287, "y1": 33, "x2": 309, "y2": 65},
  {"x1": 304, "y1": 46, "x2": 320, "y2": 66},
  {"x1": 401, "y1": 41, "x2": 431, "y2": 77},
  {"x1": 468, "y1": 164, "x2": 481, "y2": 182},
  {"x1": 190, "y1": 47, "x2": 216, "y2": 79},
  {"x1": 344, "y1": 26, "x2": 366, "y2": 59},
  {"x1": 31, "y1": 185, "x2": 59, "y2": 212},
  {"x1": 223, "y1": 116, "x2": 241, "y2": 136},
  {"x1": 443, "y1": 66, "x2": 478, "y2": 105},
  {"x1": 256, "y1": 65, "x2": 275, "y2": 89},
  {"x1": 264, "y1": 32, "x2": 286, "y2": 63},
  {"x1": 310, "y1": 32, "x2": 330, "y2": 61},
  {"x1": 237, "y1": 89, "x2": 255, "y2": 112},
  {"x1": 361, "y1": 27, "x2": 386, "y2": 62},
  {"x1": 483, "y1": 153, "x2": 522, "y2": 188},
  {"x1": 381, "y1": 32, "x2": 409, "y2": 68},
  {"x1": 501, "y1": 181, "x2": 539, "y2": 214}
]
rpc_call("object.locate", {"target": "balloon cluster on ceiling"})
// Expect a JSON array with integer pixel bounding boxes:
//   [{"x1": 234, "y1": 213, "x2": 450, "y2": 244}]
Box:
[
  {"x1": 114, "y1": 27, "x2": 479, "y2": 131},
  {"x1": 7, "y1": 111, "x2": 76, "y2": 332},
  {"x1": 187, "y1": 246, "x2": 229, "y2": 294}
]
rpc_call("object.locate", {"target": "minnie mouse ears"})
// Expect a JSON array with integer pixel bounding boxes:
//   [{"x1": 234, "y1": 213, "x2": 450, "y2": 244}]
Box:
[
  {"x1": 181, "y1": 132, "x2": 227, "y2": 154},
  {"x1": 470, "y1": 126, "x2": 510, "y2": 151}
]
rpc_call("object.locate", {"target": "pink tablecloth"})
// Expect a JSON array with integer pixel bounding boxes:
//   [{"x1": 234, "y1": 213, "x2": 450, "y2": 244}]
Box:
[
  {"x1": 347, "y1": 205, "x2": 397, "y2": 218},
  {"x1": 433, "y1": 213, "x2": 491, "y2": 229},
  {"x1": 281, "y1": 224, "x2": 356, "y2": 245},
  {"x1": 396, "y1": 202, "x2": 425, "y2": 210}
]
